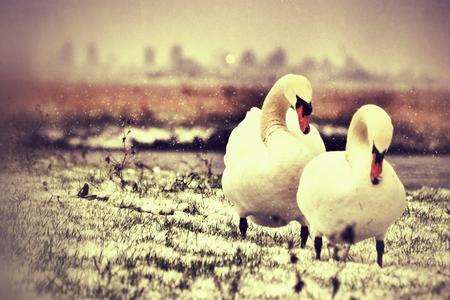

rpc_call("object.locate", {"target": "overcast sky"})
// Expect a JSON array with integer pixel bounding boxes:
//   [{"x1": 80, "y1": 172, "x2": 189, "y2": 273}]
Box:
[{"x1": 1, "y1": 0, "x2": 449, "y2": 82}]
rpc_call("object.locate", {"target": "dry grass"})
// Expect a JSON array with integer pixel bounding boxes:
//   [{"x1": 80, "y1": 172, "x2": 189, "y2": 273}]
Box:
[
  {"x1": 1, "y1": 80, "x2": 449, "y2": 154},
  {"x1": 1, "y1": 81, "x2": 449, "y2": 133},
  {"x1": 0, "y1": 151, "x2": 448, "y2": 299},
  {"x1": 0, "y1": 81, "x2": 265, "y2": 127}
]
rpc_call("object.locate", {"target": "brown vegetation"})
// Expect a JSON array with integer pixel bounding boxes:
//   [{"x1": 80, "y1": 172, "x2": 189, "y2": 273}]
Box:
[{"x1": 0, "y1": 80, "x2": 449, "y2": 153}]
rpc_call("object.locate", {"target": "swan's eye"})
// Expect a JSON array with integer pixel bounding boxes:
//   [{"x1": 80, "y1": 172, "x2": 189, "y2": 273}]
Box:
[
  {"x1": 372, "y1": 145, "x2": 386, "y2": 155},
  {"x1": 295, "y1": 95, "x2": 312, "y2": 116},
  {"x1": 372, "y1": 144, "x2": 386, "y2": 162}
]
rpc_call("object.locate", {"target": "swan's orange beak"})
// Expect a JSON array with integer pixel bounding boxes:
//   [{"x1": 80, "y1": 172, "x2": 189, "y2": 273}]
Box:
[
  {"x1": 370, "y1": 148, "x2": 385, "y2": 185},
  {"x1": 296, "y1": 106, "x2": 311, "y2": 134}
]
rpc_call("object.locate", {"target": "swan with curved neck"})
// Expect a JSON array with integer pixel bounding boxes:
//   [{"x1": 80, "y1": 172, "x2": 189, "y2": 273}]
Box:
[
  {"x1": 260, "y1": 74, "x2": 313, "y2": 142},
  {"x1": 297, "y1": 104, "x2": 406, "y2": 266},
  {"x1": 222, "y1": 74, "x2": 325, "y2": 247},
  {"x1": 346, "y1": 104, "x2": 393, "y2": 184}
]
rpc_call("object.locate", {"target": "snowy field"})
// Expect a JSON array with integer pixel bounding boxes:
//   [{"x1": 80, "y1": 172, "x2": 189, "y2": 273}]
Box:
[{"x1": 0, "y1": 151, "x2": 449, "y2": 299}]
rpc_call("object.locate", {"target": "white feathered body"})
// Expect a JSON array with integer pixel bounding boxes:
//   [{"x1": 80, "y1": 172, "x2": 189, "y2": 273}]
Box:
[
  {"x1": 222, "y1": 107, "x2": 325, "y2": 227},
  {"x1": 298, "y1": 151, "x2": 406, "y2": 242}
]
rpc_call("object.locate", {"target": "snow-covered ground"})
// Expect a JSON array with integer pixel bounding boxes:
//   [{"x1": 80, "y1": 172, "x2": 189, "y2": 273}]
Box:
[
  {"x1": 38, "y1": 126, "x2": 216, "y2": 149},
  {"x1": 30, "y1": 124, "x2": 450, "y2": 189},
  {"x1": 0, "y1": 152, "x2": 448, "y2": 299},
  {"x1": 35, "y1": 123, "x2": 350, "y2": 152},
  {"x1": 35, "y1": 121, "x2": 443, "y2": 155}
]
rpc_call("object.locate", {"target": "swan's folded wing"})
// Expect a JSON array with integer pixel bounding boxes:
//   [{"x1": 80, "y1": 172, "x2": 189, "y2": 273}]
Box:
[{"x1": 222, "y1": 107, "x2": 272, "y2": 214}]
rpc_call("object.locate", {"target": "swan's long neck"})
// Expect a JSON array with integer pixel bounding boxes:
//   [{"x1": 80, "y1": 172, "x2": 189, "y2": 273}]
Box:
[
  {"x1": 260, "y1": 86, "x2": 290, "y2": 143},
  {"x1": 346, "y1": 110, "x2": 372, "y2": 170}
]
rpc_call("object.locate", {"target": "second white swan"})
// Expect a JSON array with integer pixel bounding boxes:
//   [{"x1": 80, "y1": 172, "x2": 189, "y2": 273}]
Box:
[{"x1": 297, "y1": 104, "x2": 406, "y2": 266}]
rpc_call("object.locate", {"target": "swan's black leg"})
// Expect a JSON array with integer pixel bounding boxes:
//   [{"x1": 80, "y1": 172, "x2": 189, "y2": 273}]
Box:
[
  {"x1": 376, "y1": 239, "x2": 385, "y2": 267},
  {"x1": 314, "y1": 236, "x2": 323, "y2": 260},
  {"x1": 300, "y1": 226, "x2": 309, "y2": 248},
  {"x1": 239, "y1": 217, "x2": 248, "y2": 239}
]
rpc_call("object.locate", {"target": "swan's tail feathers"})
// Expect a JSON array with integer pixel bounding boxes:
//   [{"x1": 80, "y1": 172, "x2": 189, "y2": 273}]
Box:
[
  {"x1": 248, "y1": 107, "x2": 260, "y2": 114},
  {"x1": 223, "y1": 107, "x2": 263, "y2": 168}
]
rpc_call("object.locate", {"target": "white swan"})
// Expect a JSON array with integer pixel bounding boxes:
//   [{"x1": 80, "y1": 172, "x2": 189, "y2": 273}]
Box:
[
  {"x1": 297, "y1": 104, "x2": 406, "y2": 266},
  {"x1": 222, "y1": 74, "x2": 325, "y2": 247}
]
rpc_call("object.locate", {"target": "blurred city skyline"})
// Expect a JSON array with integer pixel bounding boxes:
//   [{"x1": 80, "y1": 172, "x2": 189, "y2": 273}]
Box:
[
  {"x1": 1, "y1": 0, "x2": 449, "y2": 85},
  {"x1": 41, "y1": 42, "x2": 441, "y2": 89}
]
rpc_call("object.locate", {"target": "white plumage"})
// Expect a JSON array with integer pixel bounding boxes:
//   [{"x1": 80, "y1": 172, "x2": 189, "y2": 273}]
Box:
[
  {"x1": 298, "y1": 151, "x2": 405, "y2": 242},
  {"x1": 297, "y1": 104, "x2": 406, "y2": 265},
  {"x1": 222, "y1": 75, "x2": 325, "y2": 228}
]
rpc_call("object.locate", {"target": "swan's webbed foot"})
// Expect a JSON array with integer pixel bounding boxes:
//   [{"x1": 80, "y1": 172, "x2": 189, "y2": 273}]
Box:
[
  {"x1": 239, "y1": 217, "x2": 248, "y2": 239},
  {"x1": 300, "y1": 226, "x2": 309, "y2": 248},
  {"x1": 314, "y1": 236, "x2": 322, "y2": 260},
  {"x1": 376, "y1": 239, "x2": 385, "y2": 267}
]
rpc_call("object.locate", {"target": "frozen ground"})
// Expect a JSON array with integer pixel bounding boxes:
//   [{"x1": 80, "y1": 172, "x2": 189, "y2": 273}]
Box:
[
  {"x1": 30, "y1": 121, "x2": 447, "y2": 155},
  {"x1": 38, "y1": 150, "x2": 450, "y2": 189},
  {"x1": 0, "y1": 151, "x2": 449, "y2": 299}
]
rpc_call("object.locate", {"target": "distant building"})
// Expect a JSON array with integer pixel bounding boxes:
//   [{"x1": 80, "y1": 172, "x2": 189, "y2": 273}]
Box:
[
  {"x1": 144, "y1": 47, "x2": 155, "y2": 66},
  {"x1": 266, "y1": 47, "x2": 287, "y2": 68},
  {"x1": 240, "y1": 50, "x2": 257, "y2": 67},
  {"x1": 87, "y1": 42, "x2": 99, "y2": 66},
  {"x1": 170, "y1": 44, "x2": 184, "y2": 68},
  {"x1": 59, "y1": 42, "x2": 74, "y2": 65},
  {"x1": 169, "y1": 44, "x2": 203, "y2": 77}
]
